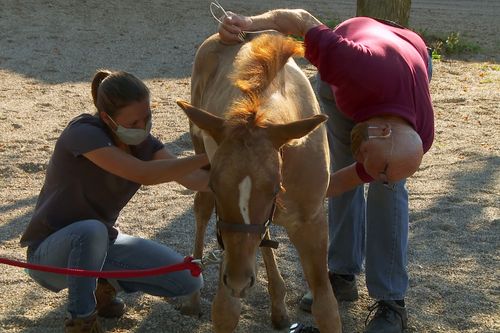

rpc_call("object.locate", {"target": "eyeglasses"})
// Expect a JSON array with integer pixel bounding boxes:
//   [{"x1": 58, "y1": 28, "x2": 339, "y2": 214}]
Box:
[
  {"x1": 380, "y1": 129, "x2": 396, "y2": 190},
  {"x1": 379, "y1": 163, "x2": 395, "y2": 190}
]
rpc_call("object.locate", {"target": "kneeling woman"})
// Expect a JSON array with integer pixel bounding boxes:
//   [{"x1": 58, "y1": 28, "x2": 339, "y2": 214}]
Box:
[{"x1": 20, "y1": 70, "x2": 209, "y2": 333}]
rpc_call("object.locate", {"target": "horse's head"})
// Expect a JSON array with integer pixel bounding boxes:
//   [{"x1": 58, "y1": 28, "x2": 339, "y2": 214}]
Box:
[{"x1": 178, "y1": 100, "x2": 326, "y2": 297}]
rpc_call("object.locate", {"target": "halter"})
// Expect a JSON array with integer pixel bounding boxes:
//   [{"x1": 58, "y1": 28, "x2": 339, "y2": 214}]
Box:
[
  {"x1": 214, "y1": 147, "x2": 285, "y2": 250},
  {"x1": 215, "y1": 198, "x2": 279, "y2": 250}
]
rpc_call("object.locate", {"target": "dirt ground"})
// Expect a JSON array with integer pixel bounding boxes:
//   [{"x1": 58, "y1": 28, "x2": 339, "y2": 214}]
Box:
[{"x1": 0, "y1": 1, "x2": 499, "y2": 332}]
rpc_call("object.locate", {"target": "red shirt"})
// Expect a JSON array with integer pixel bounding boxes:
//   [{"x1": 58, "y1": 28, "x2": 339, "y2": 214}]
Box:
[{"x1": 304, "y1": 17, "x2": 434, "y2": 155}]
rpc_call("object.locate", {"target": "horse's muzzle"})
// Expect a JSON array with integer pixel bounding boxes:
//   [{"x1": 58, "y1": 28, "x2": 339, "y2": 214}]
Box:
[{"x1": 223, "y1": 272, "x2": 255, "y2": 298}]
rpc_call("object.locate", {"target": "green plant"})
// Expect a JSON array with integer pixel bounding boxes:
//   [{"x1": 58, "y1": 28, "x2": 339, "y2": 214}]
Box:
[
  {"x1": 444, "y1": 32, "x2": 480, "y2": 54},
  {"x1": 418, "y1": 29, "x2": 480, "y2": 58}
]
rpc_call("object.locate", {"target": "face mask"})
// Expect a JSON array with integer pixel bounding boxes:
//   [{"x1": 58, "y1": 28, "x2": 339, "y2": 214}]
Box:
[{"x1": 107, "y1": 115, "x2": 152, "y2": 145}]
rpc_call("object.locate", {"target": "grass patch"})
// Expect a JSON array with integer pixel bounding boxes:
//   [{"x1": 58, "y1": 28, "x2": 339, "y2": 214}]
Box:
[
  {"x1": 418, "y1": 30, "x2": 480, "y2": 58},
  {"x1": 480, "y1": 64, "x2": 500, "y2": 71},
  {"x1": 323, "y1": 18, "x2": 342, "y2": 29}
]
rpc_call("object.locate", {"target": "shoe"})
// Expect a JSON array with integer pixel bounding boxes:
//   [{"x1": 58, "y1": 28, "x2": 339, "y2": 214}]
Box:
[
  {"x1": 329, "y1": 272, "x2": 358, "y2": 302},
  {"x1": 289, "y1": 322, "x2": 320, "y2": 333},
  {"x1": 299, "y1": 272, "x2": 358, "y2": 312},
  {"x1": 95, "y1": 279, "x2": 126, "y2": 318},
  {"x1": 64, "y1": 312, "x2": 104, "y2": 333},
  {"x1": 364, "y1": 300, "x2": 408, "y2": 333}
]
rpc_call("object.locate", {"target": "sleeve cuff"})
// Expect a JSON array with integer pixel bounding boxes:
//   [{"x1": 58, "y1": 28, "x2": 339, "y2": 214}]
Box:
[
  {"x1": 355, "y1": 162, "x2": 374, "y2": 183},
  {"x1": 304, "y1": 25, "x2": 332, "y2": 64}
]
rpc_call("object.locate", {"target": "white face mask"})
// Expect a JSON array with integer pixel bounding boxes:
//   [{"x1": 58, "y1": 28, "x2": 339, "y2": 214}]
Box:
[{"x1": 107, "y1": 115, "x2": 152, "y2": 145}]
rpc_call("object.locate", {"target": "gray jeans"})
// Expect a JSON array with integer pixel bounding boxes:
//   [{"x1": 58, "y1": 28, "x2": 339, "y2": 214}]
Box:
[
  {"x1": 316, "y1": 77, "x2": 409, "y2": 301},
  {"x1": 27, "y1": 219, "x2": 203, "y2": 317}
]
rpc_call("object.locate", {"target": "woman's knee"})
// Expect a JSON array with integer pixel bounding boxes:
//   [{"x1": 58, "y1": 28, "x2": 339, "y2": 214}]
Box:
[
  {"x1": 182, "y1": 273, "x2": 203, "y2": 296},
  {"x1": 161, "y1": 271, "x2": 203, "y2": 297},
  {"x1": 71, "y1": 219, "x2": 109, "y2": 246}
]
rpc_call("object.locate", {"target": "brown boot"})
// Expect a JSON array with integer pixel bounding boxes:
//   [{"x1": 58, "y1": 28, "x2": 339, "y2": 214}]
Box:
[
  {"x1": 64, "y1": 312, "x2": 104, "y2": 333},
  {"x1": 95, "y1": 279, "x2": 126, "y2": 318}
]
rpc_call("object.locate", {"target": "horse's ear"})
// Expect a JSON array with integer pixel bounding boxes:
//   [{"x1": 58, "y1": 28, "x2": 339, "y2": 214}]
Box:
[
  {"x1": 266, "y1": 114, "x2": 328, "y2": 149},
  {"x1": 176, "y1": 100, "x2": 225, "y2": 144}
]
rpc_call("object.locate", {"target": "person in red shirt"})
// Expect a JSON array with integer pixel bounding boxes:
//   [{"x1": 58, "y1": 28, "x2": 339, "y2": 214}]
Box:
[{"x1": 219, "y1": 9, "x2": 434, "y2": 333}]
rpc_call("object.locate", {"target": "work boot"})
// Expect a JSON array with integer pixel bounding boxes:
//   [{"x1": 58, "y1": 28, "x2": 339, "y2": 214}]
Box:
[
  {"x1": 299, "y1": 272, "x2": 358, "y2": 312},
  {"x1": 329, "y1": 272, "x2": 359, "y2": 302},
  {"x1": 95, "y1": 279, "x2": 126, "y2": 318},
  {"x1": 64, "y1": 312, "x2": 104, "y2": 333},
  {"x1": 364, "y1": 300, "x2": 408, "y2": 333}
]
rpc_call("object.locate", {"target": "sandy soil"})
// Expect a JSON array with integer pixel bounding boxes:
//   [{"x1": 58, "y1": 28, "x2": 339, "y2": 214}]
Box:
[{"x1": 0, "y1": 1, "x2": 499, "y2": 332}]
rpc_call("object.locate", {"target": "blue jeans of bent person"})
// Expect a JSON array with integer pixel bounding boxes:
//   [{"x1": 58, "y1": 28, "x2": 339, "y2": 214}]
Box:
[
  {"x1": 315, "y1": 77, "x2": 409, "y2": 301},
  {"x1": 26, "y1": 219, "x2": 203, "y2": 317}
]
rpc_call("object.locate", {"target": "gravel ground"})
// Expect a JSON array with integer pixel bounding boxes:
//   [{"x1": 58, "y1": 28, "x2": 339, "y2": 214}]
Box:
[{"x1": 0, "y1": 1, "x2": 499, "y2": 332}]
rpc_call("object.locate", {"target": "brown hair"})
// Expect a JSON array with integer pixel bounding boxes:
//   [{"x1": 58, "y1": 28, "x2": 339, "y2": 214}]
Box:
[{"x1": 91, "y1": 69, "x2": 150, "y2": 117}]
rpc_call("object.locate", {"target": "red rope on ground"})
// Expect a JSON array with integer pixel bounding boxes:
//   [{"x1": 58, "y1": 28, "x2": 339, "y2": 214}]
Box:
[{"x1": 0, "y1": 256, "x2": 202, "y2": 278}]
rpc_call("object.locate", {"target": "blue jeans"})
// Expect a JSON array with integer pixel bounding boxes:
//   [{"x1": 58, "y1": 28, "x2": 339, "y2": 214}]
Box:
[
  {"x1": 316, "y1": 77, "x2": 409, "y2": 301},
  {"x1": 27, "y1": 219, "x2": 203, "y2": 317}
]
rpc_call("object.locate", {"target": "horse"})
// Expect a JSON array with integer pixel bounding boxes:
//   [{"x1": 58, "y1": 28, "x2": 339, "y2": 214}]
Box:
[{"x1": 176, "y1": 32, "x2": 342, "y2": 333}]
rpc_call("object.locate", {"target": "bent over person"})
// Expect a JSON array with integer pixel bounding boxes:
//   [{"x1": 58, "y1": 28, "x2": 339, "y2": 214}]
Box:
[
  {"x1": 20, "y1": 70, "x2": 210, "y2": 333},
  {"x1": 220, "y1": 9, "x2": 434, "y2": 333}
]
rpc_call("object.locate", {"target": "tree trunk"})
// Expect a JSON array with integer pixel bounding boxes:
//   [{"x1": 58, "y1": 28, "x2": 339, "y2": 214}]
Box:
[{"x1": 357, "y1": 0, "x2": 412, "y2": 27}]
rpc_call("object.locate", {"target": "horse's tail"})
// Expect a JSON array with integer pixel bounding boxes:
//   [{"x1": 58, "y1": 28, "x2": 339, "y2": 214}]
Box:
[{"x1": 231, "y1": 34, "x2": 304, "y2": 95}]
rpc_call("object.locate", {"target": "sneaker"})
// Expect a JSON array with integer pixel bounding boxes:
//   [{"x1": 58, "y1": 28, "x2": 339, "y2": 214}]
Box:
[
  {"x1": 95, "y1": 279, "x2": 126, "y2": 318},
  {"x1": 289, "y1": 322, "x2": 320, "y2": 333},
  {"x1": 64, "y1": 312, "x2": 104, "y2": 333},
  {"x1": 364, "y1": 300, "x2": 408, "y2": 333},
  {"x1": 299, "y1": 272, "x2": 358, "y2": 312}
]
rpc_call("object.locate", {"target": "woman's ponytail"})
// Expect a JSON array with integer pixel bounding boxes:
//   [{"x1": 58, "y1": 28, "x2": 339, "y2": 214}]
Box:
[{"x1": 91, "y1": 70, "x2": 112, "y2": 108}]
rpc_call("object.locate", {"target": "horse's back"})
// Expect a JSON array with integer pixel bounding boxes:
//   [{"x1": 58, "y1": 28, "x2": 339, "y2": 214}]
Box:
[
  {"x1": 192, "y1": 33, "x2": 319, "y2": 121},
  {"x1": 191, "y1": 34, "x2": 242, "y2": 116}
]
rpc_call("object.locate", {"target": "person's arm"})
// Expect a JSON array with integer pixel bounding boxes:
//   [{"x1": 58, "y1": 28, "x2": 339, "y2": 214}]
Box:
[
  {"x1": 326, "y1": 163, "x2": 364, "y2": 197},
  {"x1": 83, "y1": 146, "x2": 209, "y2": 186},
  {"x1": 152, "y1": 147, "x2": 210, "y2": 192},
  {"x1": 219, "y1": 9, "x2": 323, "y2": 44}
]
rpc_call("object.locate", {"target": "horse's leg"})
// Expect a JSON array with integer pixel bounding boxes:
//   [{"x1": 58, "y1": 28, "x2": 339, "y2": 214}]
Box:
[
  {"x1": 180, "y1": 191, "x2": 214, "y2": 316},
  {"x1": 180, "y1": 132, "x2": 215, "y2": 316},
  {"x1": 287, "y1": 214, "x2": 342, "y2": 333},
  {"x1": 260, "y1": 230, "x2": 289, "y2": 329},
  {"x1": 212, "y1": 274, "x2": 242, "y2": 333}
]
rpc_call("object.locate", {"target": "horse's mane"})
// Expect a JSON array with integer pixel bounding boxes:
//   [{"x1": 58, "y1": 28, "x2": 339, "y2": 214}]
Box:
[{"x1": 226, "y1": 34, "x2": 304, "y2": 128}]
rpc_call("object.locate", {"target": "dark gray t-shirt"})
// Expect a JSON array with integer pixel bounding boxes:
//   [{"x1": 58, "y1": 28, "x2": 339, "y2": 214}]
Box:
[{"x1": 20, "y1": 114, "x2": 164, "y2": 247}]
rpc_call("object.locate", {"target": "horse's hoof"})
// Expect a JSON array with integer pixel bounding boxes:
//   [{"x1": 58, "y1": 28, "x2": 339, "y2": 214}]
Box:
[
  {"x1": 272, "y1": 313, "x2": 290, "y2": 330},
  {"x1": 179, "y1": 303, "x2": 202, "y2": 318}
]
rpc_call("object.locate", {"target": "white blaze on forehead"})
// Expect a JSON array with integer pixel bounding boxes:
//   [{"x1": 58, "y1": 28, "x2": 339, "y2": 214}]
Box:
[{"x1": 238, "y1": 176, "x2": 252, "y2": 225}]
